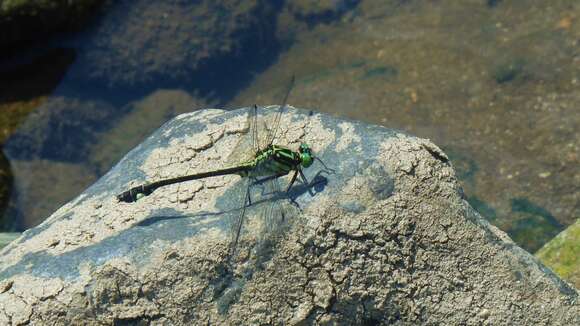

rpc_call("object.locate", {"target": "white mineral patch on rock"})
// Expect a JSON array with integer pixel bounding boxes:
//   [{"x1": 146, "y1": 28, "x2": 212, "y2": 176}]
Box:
[{"x1": 336, "y1": 122, "x2": 362, "y2": 151}]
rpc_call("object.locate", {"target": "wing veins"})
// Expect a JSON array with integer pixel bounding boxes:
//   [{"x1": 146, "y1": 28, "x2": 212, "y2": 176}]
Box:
[{"x1": 267, "y1": 75, "x2": 295, "y2": 147}]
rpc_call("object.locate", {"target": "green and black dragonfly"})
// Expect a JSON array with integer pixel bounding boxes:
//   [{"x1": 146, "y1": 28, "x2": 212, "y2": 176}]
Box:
[{"x1": 117, "y1": 77, "x2": 327, "y2": 259}]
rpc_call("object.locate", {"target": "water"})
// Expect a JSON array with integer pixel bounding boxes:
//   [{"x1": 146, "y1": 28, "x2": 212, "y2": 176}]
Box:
[{"x1": 0, "y1": 0, "x2": 578, "y2": 253}]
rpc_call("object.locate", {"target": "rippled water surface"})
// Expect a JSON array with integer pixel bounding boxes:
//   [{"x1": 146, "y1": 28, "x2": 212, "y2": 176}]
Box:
[{"x1": 0, "y1": 0, "x2": 578, "y2": 253}]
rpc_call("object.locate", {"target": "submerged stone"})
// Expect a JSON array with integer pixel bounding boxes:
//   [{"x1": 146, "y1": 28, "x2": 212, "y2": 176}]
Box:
[{"x1": 0, "y1": 0, "x2": 103, "y2": 47}]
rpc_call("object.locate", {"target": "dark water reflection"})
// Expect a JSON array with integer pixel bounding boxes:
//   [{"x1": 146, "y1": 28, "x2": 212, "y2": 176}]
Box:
[{"x1": 0, "y1": 0, "x2": 578, "y2": 253}]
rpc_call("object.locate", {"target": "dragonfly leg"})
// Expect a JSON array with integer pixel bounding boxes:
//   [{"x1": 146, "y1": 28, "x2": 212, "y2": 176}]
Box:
[
  {"x1": 285, "y1": 170, "x2": 299, "y2": 192},
  {"x1": 298, "y1": 169, "x2": 315, "y2": 196},
  {"x1": 314, "y1": 156, "x2": 336, "y2": 174}
]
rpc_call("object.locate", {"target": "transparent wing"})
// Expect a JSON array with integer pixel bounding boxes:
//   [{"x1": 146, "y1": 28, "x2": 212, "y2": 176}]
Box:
[
  {"x1": 227, "y1": 175, "x2": 296, "y2": 263},
  {"x1": 228, "y1": 176, "x2": 251, "y2": 261},
  {"x1": 254, "y1": 105, "x2": 271, "y2": 151},
  {"x1": 226, "y1": 106, "x2": 259, "y2": 165},
  {"x1": 258, "y1": 176, "x2": 298, "y2": 245},
  {"x1": 232, "y1": 76, "x2": 295, "y2": 154},
  {"x1": 263, "y1": 76, "x2": 295, "y2": 148}
]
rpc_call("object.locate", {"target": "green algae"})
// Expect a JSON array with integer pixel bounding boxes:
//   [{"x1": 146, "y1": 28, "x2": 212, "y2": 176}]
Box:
[{"x1": 536, "y1": 219, "x2": 580, "y2": 288}]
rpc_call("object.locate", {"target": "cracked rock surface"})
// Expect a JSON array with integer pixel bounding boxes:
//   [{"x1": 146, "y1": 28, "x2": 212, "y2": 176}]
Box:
[{"x1": 0, "y1": 107, "x2": 577, "y2": 325}]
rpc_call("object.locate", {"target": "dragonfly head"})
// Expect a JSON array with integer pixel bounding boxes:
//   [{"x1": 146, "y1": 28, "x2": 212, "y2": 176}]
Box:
[{"x1": 299, "y1": 143, "x2": 313, "y2": 168}]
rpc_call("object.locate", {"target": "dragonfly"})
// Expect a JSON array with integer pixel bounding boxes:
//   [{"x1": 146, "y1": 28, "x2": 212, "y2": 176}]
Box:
[{"x1": 117, "y1": 76, "x2": 327, "y2": 261}]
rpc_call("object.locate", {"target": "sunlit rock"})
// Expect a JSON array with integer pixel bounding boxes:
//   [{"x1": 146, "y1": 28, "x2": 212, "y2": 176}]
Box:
[{"x1": 0, "y1": 108, "x2": 577, "y2": 324}]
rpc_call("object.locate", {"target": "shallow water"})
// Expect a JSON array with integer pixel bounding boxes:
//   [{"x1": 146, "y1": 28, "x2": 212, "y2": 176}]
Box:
[{"x1": 0, "y1": 0, "x2": 578, "y2": 253}]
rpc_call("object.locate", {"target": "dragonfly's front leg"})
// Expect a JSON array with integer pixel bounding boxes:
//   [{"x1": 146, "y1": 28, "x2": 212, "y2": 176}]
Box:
[
  {"x1": 285, "y1": 170, "x2": 299, "y2": 192},
  {"x1": 285, "y1": 169, "x2": 314, "y2": 195},
  {"x1": 298, "y1": 169, "x2": 315, "y2": 196}
]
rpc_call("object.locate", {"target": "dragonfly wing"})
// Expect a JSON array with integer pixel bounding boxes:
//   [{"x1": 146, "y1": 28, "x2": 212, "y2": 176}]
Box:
[
  {"x1": 266, "y1": 75, "x2": 295, "y2": 147},
  {"x1": 254, "y1": 76, "x2": 296, "y2": 151},
  {"x1": 226, "y1": 106, "x2": 259, "y2": 165},
  {"x1": 258, "y1": 176, "x2": 297, "y2": 241},
  {"x1": 228, "y1": 176, "x2": 251, "y2": 261}
]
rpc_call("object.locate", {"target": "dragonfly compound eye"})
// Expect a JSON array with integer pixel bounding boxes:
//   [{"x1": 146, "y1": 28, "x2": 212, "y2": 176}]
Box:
[
  {"x1": 299, "y1": 144, "x2": 313, "y2": 168},
  {"x1": 301, "y1": 152, "x2": 313, "y2": 168}
]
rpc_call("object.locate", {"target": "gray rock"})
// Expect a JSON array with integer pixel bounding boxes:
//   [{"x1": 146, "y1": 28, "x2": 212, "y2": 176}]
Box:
[
  {"x1": 68, "y1": 0, "x2": 276, "y2": 88},
  {"x1": 0, "y1": 107, "x2": 577, "y2": 324},
  {"x1": 4, "y1": 96, "x2": 118, "y2": 162}
]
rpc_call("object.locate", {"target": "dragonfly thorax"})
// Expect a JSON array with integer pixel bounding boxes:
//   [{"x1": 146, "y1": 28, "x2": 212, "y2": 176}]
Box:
[{"x1": 247, "y1": 143, "x2": 313, "y2": 178}]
